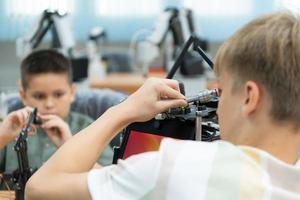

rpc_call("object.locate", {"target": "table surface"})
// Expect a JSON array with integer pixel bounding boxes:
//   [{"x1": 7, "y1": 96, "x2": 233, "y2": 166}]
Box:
[{"x1": 89, "y1": 72, "x2": 164, "y2": 94}]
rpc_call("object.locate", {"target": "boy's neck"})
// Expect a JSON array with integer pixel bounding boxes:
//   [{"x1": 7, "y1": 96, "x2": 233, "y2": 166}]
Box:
[{"x1": 235, "y1": 123, "x2": 300, "y2": 165}]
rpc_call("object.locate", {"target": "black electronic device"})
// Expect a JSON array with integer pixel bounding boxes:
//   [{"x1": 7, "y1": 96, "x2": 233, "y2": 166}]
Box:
[
  {"x1": 113, "y1": 93, "x2": 219, "y2": 164},
  {"x1": 113, "y1": 35, "x2": 219, "y2": 164}
]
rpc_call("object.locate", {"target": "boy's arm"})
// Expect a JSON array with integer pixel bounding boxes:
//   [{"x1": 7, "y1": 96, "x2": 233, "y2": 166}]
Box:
[{"x1": 25, "y1": 78, "x2": 187, "y2": 200}]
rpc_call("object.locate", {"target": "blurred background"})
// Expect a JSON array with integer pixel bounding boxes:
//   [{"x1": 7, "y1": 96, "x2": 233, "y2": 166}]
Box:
[{"x1": 0, "y1": 0, "x2": 298, "y2": 90}]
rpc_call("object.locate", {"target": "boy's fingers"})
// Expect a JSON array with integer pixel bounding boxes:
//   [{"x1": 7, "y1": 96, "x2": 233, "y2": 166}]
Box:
[
  {"x1": 160, "y1": 85, "x2": 186, "y2": 100},
  {"x1": 41, "y1": 120, "x2": 57, "y2": 129},
  {"x1": 41, "y1": 119, "x2": 65, "y2": 131},
  {"x1": 163, "y1": 79, "x2": 181, "y2": 92},
  {"x1": 27, "y1": 127, "x2": 37, "y2": 136},
  {"x1": 157, "y1": 99, "x2": 187, "y2": 111},
  {"x1": 12, "y1": 106, "x2": 34, "y2": 125},
  {"x1": 39, "y1": 114, "x2": 58, "y2": 120},
  {"x1": 21, "y1": 107, "x2": 34, "y2": 121},
  {"x1": 10, "y1": 109, "x2": 27, "y2": 126},
  {"x1": 23, "y1": 106, "x2": 33, "y2": 113}
]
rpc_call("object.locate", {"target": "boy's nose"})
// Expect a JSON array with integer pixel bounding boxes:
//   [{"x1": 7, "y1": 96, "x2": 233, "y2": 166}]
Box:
[{"x1": 45, "y1": 98, "x2": 55, "y2": 109}]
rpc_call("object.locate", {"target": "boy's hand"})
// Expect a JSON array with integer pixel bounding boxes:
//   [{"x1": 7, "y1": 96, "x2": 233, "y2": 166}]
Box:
[
  {"x1": 121, "y1": 78, "x2": 187, "y2": 122},
  {"x1": 39, "y1": 114, "x2": 72, "y2": 148},
  {"x1": 0, "y1": 107, "x2": 34, "y2": 148}
]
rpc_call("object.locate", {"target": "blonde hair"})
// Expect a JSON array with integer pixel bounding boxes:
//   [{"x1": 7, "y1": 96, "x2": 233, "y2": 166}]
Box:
[{"x1": 214, "y1": 12, "x2": 300, "y2": 124}]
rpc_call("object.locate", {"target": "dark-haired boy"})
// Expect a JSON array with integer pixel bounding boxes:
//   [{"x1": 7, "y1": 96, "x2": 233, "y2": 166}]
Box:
[{"x1": 0, "y1": 49, "x2": 113, "y2": 178}]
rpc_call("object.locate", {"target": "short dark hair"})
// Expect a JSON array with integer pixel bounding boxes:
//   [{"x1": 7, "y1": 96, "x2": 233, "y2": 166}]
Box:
[
  {"x1": 21, "y1": 49, "x2": 72, "y2": 89},
  {"x1": 214, "y1": 12, "x2": 300, "y2": 126}
]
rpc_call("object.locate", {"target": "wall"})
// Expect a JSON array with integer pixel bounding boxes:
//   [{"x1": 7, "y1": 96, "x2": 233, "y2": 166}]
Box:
[{"x1": 0, "y1": 0, "x2": 277, "y2": 42}]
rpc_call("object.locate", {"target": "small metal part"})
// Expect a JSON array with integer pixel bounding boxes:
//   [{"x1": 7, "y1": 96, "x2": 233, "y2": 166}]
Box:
[{"x1": 187, "y1": 89, "x2": 218, "y2": 104}]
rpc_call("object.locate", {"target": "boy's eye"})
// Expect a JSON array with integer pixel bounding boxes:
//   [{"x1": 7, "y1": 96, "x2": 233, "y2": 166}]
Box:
[
  {"x1": 33, "y1": 93, "x2": 45, "y2": 100},
  {"x1": 54, "y1": 91, "x2": 65, "y2": 98}
]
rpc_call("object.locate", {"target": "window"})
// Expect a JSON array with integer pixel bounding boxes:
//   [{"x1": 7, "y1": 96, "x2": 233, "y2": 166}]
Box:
[
  {"x1": 5, "y1": 0, "x2": 75, "y2": 16},
  {"x1": 96, "y1": 0, "x2": 162, "y2": 17},
  {"x1": 183, "y1": 0, "x2": 253, "y2": 17},
  {"x1": 275, "y1": 0, "x2": 300, "y2": 13}
]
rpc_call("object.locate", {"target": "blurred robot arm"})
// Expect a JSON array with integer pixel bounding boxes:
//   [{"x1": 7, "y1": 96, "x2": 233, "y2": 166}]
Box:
[
  {"x1": 134, "y1": 8, "x2": 201, "y2": 75},
  {"x1": 16, "y1": 9, "x2": 76, "y2": 58},
  {"x1": 134, "y1": 10, "x2": 175, "y2": 75}
]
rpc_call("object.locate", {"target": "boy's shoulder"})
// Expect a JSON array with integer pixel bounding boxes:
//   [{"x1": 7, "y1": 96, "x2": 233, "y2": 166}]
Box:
[{"x1": 66, "y1": 111, "x2": 94, "y2": 134}]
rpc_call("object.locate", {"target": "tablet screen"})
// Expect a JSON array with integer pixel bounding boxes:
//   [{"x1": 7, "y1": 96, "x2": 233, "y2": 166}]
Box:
[
  {"x1": 115, "y1": 119, "x2": 196, "y2": 163},
  {"x1": 122, "y1": 130, "x2": 166, "y2": 159}
]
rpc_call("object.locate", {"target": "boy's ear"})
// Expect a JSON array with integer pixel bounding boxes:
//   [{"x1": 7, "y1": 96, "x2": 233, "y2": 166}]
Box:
[
  {"x1": 70, "y1": 84, "x2": 76, "y2": 103},
  {"x1": 242, "y1": 80, "x2": 260, "y2": 117},
  {"x1": 19, "y1": 85, "x2": 27, "y2": 105},
  {"x1": 17, "y1": 79, "x2": 21, "y2": 88}
]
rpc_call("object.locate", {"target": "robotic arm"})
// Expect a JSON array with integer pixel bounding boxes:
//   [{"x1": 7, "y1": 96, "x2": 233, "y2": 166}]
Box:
[
  {"x1": 1, "y1": 108, "x2": 42, "y2": 200},
  {"x1": 12, "y1": 108, "x2": 40, "y2": 200},
  {"x1": 134, "y1": 9, "x2": 176, "y2": 75},
  {"x1": 146, "y1": 8, "x2": 178, "y2": 46},
  {"x1": 16, "y1": 9, "x2": 76, "y2": 58},
  {"x1": 134, "y1": 7, "x2": 206, "y2": 75}
]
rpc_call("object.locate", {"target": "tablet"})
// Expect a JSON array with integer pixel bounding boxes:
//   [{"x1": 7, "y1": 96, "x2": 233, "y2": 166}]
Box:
[{"x1": 113, "y1": 118, "x2": 196, "y2": 163}]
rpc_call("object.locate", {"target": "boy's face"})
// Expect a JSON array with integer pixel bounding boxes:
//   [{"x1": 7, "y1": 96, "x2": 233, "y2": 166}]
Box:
[
  {"x1": 20, "y1": 73, "x2": 75, "y2": 119},
  {"x1": 216, "y1": 70, "x2": 244, "y2": 142}
]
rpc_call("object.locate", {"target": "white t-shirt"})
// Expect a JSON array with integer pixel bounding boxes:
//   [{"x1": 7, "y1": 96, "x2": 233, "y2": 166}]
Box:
[{"x1": 88, "y1": 139, "x2": 300, "y2": 200}]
